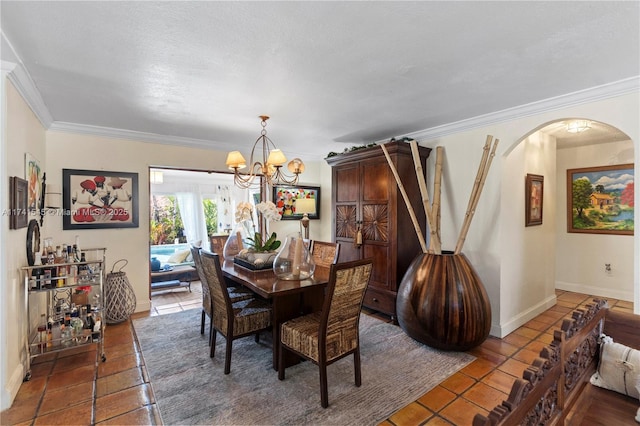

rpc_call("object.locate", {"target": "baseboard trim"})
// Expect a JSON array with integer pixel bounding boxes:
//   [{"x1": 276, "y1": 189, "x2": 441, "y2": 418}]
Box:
[
  {"x1": 495, "y1": 294, "x2": 558, "y2": 338},
  {"x1": 136, "y1": 299, "x2": 152, "y2": 313},
  {"x1": 1, "y1": 363, "x2": 25, "y2": 411},
  {"x1": 555, "y1": 281, "x2": 633, "y2": 302}
]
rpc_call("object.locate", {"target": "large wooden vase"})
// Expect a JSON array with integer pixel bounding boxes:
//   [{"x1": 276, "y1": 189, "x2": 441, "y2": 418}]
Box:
[{"x1": 396, "y1": 251, "x2": 491, "y2": 351}]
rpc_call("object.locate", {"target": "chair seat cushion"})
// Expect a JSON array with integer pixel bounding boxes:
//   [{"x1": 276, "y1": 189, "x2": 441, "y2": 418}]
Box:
[
  {"x1": 228, "y1": 287, "x2": 254, "y2": 302},
  {"x1": 226, "y1": 298, "x2": 271, "y2": 336},
  {"x1": 281, "y1": 312, "x2": 359, "y2": 363}
]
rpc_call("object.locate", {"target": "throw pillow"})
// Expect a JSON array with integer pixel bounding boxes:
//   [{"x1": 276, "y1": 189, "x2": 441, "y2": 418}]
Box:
[
  {"x1": 167, "y1": 249, "x2": 190, "y2": 264},
  {"x1": 636, "y1": 376, "x2": 640, "y2": 423},
  {"x1": 590, "y1": 334, "x2": 640, "y2": 399}
]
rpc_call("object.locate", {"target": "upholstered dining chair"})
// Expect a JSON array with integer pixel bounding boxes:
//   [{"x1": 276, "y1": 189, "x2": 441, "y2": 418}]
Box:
[
  {"x1": 278, "y1": 258, "x2": 373, "y2": 408},
  {"x1": 200, "y1": 250, "x2": 272, "y2": 374},
  {"x1": 310, "y1": 240, "x2": 340, "y2": 268},
  {"x1": 190, "y1": 246, "x2": 252, "y2": 345}
]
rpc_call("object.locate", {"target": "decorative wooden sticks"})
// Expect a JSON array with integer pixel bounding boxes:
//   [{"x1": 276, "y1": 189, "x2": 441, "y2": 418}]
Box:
[
  {"x1": 380, "y1": 143, "x2": 428, "y2": 254},
  {"x1": 410, "y1": 141, "x2": 441, "y2": 254},
  {"x1": 454, "y1": 135, "x2": 499, "y2": 254}
]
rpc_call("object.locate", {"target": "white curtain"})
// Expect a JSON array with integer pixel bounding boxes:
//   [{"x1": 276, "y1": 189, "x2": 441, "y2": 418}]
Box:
[{"x1": 175, "y1": 192, "x2": 208, "y2": 247}]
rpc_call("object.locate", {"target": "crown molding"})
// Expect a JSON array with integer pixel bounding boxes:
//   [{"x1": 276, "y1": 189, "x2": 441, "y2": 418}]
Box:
[
  {"x1": 48, "y1": 121, "x2": 237, "y2": 152},
  {"x1": 1, "y1": 60, "x2": 17, "y2": 73},
  {"x1": 399, "y1": 76, "x2": 640, "y2": 142}
]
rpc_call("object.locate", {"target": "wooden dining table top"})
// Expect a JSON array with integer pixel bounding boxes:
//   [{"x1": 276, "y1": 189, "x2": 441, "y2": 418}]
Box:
[{"x1": 221, "y1": 260, "x2": 330, "y2": 299}]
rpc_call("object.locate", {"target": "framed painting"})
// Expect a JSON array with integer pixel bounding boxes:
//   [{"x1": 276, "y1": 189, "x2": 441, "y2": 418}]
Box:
[
  {"x1": 566, "y1": 163, "x2": 634, "y2": 235},
  {"x1": 63, "y1": 169, "x2": 139, "y2": 230},
  {"x1": 25, "y1": 153, "x2": 42, "y2": 211},
  {"x1": 9, "y1": 176, "x2": 28, "y2": 229},
  {"x1": 272, "y1": 185, "x2": 320, "y2": 220},
  {"x1": 525, "y1": 174, "x2": 543, "y2": 226}
]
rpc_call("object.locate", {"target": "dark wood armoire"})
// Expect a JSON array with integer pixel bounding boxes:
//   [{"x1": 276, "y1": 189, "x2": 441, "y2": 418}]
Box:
[{"x1": 326, "y1": 141, "x2": 431, "y2": 320}]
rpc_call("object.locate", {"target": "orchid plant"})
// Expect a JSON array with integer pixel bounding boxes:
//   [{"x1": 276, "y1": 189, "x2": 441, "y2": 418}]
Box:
[
  {"x1": 235, "y1": 200, "x2": 282, "y2": 253},
  {"x1": 247, "y1": 201, "x2": 282, "y2": 252}
]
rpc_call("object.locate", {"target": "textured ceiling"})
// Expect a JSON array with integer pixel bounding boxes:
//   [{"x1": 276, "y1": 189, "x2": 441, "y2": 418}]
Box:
[{"x1": 1, "y1": 1, "x2": 638, "y2": 159}]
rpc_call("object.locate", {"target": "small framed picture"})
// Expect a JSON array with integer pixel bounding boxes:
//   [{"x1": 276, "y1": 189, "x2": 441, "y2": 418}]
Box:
[
  {"x1": 9, "y1": 176, "x2": 29, "y2": 229},
  {"x1": 272, "y1": 185, "x2": 320, "y2": 220},
  {"x1": 63, "y1": 169, "x2": 139, "y2": 230},
  {"x1": 525, "y1": 174, "x2": 543, "y2": 227}
]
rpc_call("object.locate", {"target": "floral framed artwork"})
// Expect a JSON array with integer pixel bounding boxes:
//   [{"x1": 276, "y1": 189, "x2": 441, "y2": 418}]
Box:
[
  {"x1": 272, "y1": 185, "x2": 320, "y2": 220},
  {"x1": 566, "y1": 163, "x2": 634, "y2": 235},
  {"x1": 25, "y1": 153, "x2": 42, "y2": 211},
  {"x1": 525, "y1": 174, "x2": 543, "y2": 226},
  {"x1": 63, "y1": 169, "x2": 139, "y2": 230}
]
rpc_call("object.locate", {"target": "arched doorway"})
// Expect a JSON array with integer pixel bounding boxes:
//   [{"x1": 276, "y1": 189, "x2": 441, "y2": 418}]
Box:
[{"x1": 501, "y1": 118, "x2": 635, "y2": 319}]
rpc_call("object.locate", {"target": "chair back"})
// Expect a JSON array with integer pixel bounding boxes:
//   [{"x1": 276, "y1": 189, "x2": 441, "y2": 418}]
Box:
[
  {"x1": 209, "y1": 235, "x2": 229, "y2": 256},
  {"x1": 319, "y1": 258, "x2": 373, "y2": 361},
  {"x1": 200, "y1": 250, "x2": 232, "y2": 334},
  {"x1": 190, "y1": 246, "x2": 212, "y2": 317},
  {"x1": 311, "y1": 241, "x2": 340, "y2": 268}
]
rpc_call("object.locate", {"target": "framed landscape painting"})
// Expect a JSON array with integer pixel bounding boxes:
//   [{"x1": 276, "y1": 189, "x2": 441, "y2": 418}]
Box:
[
  {"x1": 566, "y1": 164, "x2": 634, "y2": 235},
  {"x1": 63, "y1": 169, "x2": 139, "y2": 230}
]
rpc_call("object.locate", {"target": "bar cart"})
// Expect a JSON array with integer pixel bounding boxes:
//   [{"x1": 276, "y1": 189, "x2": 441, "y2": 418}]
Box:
[{"x1": 21, "y1": 248, "x2": 107, "y2": 381}]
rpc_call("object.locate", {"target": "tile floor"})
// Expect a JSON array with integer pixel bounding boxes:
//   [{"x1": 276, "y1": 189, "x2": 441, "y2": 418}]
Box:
[{"x1": 1, "y1": 285, "x2": 633, "y2": 425}]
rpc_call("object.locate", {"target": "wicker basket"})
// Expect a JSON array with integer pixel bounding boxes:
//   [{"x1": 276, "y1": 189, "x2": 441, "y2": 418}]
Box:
[{"x1": 105, "y1": 259, "x2": 136, "y2": 324}]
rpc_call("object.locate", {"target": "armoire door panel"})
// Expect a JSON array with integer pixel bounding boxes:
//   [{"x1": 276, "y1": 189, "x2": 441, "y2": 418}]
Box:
[
  {"x1": 337, "y1": 243, "x2": 360, "y2": 263},
  {"x1": 362, "y1": 203, "x2": 389, "y2": 243},
  {"x1": 361, "y1": 161, "x2": 389, "y2": 202},
  {"x1": 335, "y1": 204, "x2": 357, "y2": 240},
  {"x1": 335, "y1": 166, "x2": 359, "y2": 203},
  {"x1": 363, "y1": 244, "x2": 390, "y2": 290}
]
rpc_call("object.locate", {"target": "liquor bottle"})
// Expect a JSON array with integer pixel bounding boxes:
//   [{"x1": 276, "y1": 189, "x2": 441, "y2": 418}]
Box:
[
  {"x1": 85, "y1": 312, "x2": 94, "y2": 329},
  {"x1": 78, "y1": 253, "x2": 89, "y2": 281},
  {"x1": 73, "y1": 245, "x2": 81, "y2": 263}
]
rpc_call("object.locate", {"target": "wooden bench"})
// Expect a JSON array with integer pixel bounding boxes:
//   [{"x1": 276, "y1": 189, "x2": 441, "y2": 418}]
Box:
[
  {"x1": 150, "y1": 279, "x2": 191, "y2": 293},
  {"x1": 150, "y1": 265, "x2": 197, "y2": 293},
  {"x1": 473, "y1": 299, "x2": 640, "y2": 425}
]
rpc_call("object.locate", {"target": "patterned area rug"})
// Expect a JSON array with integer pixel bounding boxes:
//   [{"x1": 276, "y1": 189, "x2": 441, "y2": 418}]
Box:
[{"x1": 133, "y1": 309, "x2": 474, "y2": 425}]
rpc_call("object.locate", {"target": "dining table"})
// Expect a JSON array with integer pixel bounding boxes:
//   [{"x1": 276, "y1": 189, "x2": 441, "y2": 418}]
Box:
[{"x1": 221, "y1": 259, "x2": 331, "y2": 369}]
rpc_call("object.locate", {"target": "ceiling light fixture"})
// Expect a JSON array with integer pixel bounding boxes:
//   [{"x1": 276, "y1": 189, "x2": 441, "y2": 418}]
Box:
[
  {"x1": 226, "y1": 116, "x2": 305, "y2": 189},
  {"x1": 566, "y1": 120, "x2": 591, "y2": 133}
]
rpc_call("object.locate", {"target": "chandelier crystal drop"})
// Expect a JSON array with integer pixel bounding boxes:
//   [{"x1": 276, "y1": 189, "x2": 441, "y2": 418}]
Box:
[{"x1": 225, "y1": 116, "x2": 305, "y2": 189}]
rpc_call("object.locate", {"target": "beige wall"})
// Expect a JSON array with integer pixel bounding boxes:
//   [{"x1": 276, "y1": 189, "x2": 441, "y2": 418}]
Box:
[
  {"x1": 2, "y1": 79, "x2": 47, "y2": 408},
  {"x1": 555, "y1": 139, "x2": 635, "y2": 299},
  {"x1": 499, "y1": 131, "x2": 558, "y2": 335}
]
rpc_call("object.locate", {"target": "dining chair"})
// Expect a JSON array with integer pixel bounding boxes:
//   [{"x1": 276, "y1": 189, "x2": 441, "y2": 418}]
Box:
[
  {"x1": 190, "y1": 246, "x2": 252, "y2": 344},
  {"x1": 310, "y1": 240, "x2": 340, "y2": 268},
  {"x1": 209, "y1": 235, "x2": 229, "y2": 257},
  {"x1": 278, "y1": 258, "x2": 373, "y2": 408},
  {"x1": 200, "y1": 250, "x2": 272, "y2": 374}
]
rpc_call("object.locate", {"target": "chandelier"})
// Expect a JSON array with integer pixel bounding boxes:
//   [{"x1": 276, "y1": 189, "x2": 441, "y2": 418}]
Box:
[{"x1": 226, "y1": 116, "x2": 305, "y2": 189}]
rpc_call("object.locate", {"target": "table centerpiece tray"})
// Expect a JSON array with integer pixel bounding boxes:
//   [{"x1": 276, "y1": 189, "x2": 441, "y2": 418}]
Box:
[{"x1": 233, "y1": 256, "x2": 275, "y2": 271}]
